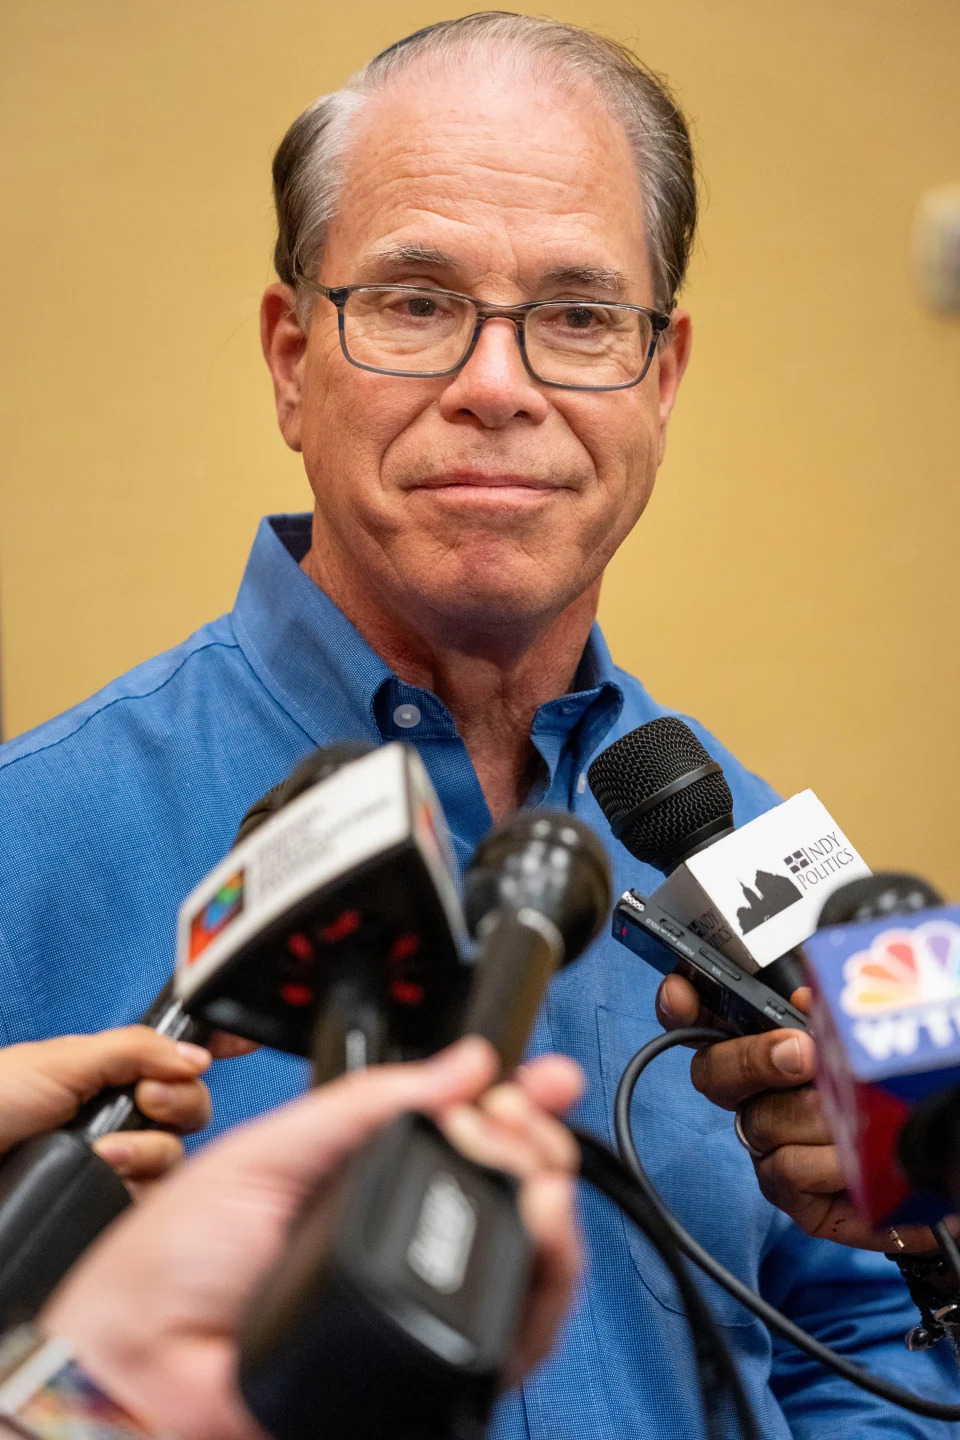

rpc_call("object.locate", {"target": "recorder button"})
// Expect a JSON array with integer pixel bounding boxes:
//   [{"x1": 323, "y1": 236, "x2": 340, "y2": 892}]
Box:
[{"x1": 700, "y1": 948, "x2": 741, "y2": 980}]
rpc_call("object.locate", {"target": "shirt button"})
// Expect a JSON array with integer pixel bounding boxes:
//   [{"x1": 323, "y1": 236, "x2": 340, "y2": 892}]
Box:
[
  {"x1": 576, "y1": 771, "x2": 587, "y2": 795},
  {"x1": 393, "y1": 703, "x2": 422, "y2": 729}
]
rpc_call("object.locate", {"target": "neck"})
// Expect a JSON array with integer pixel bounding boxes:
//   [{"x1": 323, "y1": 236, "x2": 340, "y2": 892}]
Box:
[{"x1": 301, "y1": 531, "x2": 601, "y2": 821}]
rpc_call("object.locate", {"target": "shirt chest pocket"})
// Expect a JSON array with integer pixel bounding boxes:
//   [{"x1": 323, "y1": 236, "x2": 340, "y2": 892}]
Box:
[{"x1": 594, "y1": 1003, "x2": 778, "y2": 1330}]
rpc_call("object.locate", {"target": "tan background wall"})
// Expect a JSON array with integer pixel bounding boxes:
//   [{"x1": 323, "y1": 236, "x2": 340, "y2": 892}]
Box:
[{"x1": 1, "y1": 1, "x2": 958, "y2": 890}]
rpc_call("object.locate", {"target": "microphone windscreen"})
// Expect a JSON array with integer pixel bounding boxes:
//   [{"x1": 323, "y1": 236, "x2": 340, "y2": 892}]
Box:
[
  {"x1": 587, "y1": 717, "x2": 733, "y2": 870},
  {"x1": 816, "y1": 872, "x2": 944, "y2": 929}
]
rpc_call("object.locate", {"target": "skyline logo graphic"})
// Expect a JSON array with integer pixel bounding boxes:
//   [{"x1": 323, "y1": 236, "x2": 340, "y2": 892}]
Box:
[
  {"x1": 734, "y1": 868, "x2": 802, "y2": 934},
  {"x1": 840, "y1": 920, "x2": 960, "y2": 1017}
]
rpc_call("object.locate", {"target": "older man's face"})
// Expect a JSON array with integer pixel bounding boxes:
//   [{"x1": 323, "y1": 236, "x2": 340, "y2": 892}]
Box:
[{"x1": 268, "y1": 66, "x2": 689, "y2": 640}]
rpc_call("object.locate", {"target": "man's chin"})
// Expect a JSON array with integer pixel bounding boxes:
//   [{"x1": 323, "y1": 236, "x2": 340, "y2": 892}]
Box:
[{"x1": 405, "y1": 564, "x2": 573, "y2": 643}]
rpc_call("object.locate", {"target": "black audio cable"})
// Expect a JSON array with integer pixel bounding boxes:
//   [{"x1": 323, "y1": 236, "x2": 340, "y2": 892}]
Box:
[
  {"x1": 612, "y1": 1028, "x2": 960, "y2": 1421},
  {"x1": 575, "y1": 1130, "x2": 760, "y2": 1440}
]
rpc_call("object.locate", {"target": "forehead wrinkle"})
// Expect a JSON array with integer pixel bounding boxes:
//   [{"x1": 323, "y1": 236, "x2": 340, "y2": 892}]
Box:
[{"x1": 328, "y1": 77, "x2": 652, "y2": 296}]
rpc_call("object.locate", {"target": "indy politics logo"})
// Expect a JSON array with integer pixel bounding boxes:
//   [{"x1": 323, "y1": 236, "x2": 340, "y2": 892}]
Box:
[{"x1": 782, "y1": 830, "x2": 858, "y2": 890}]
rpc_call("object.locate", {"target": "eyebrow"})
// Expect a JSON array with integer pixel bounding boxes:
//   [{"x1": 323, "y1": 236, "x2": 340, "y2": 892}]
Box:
[
  {"x1": 364, "y1": 244, "x2": 457, "y2": 273},
  {"x1": 539, "y1": 265, "x2": 629, "y2": 298},
  {"x1": 362, "y1": 246, "x2": 630, "y2": 299}
]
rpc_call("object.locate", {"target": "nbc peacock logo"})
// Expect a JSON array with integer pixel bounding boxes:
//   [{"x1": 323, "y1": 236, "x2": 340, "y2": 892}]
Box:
[{"x1": 840, "y1": 921, "x2": 960, "y2": 1017}]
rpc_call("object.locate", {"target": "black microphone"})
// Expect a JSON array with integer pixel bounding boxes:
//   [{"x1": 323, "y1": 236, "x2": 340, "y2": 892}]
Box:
[
  {"x1": 0, "y1": 743, "x2": 381, "y2": 1328},
  {"x1": 461, "y1": 810, "x2": 612, "y2": 1070},
  {"x1": 589, "y1": 717, "x2": 869, "y2": 1013},
  {"x1": 174, "y1": 740, "x2": 471, "y2": 1082},
  {"x1": 587, "y1": 716, "x2": 735, "y2": 872},
  {"x1": 236, "y1": 809, "x2": 611, "y2": 1440}
]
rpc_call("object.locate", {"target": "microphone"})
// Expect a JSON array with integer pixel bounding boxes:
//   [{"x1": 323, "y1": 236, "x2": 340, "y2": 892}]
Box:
[
  {"x1": 801, "y1": 872, "x2": 960, "y2": 1224},
  {"x1": 0, "y1": 740, "x2": 462, "y2": 1328},
  {"x1": 236, "y1": 809, "x2": 610, "y2": 1440},
  {"x1": 589, "y1": 717, "x2": 870, "y2": 1007},
  {"x1": 461, "y1": 810, "x2": 612, "y2": 1070},
  {"x1": 175, "y1": 741, "x2": 471, "y2": 1082}
]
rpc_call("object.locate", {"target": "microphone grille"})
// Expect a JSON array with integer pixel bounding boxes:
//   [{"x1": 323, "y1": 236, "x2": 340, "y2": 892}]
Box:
[{"x1": 587, "y1": 716, "x2": 734, "y2": 870}]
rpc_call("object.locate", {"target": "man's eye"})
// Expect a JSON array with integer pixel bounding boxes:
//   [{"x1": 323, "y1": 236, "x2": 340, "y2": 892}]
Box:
[
  {"x1": 406, "y1": 296, "x2": 438, "y2": 318},
  {"x1": 562, "y1": 306, "x2": 598, "y2": 330}
]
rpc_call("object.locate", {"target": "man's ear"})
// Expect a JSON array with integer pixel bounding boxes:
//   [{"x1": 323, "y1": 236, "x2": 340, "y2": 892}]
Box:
[
  {"x1": 261, "y1": 283, "x2": 307, "y2": 453},
  {"x1": 656, "y1": 308, "x2": 692, "y2": 465}
]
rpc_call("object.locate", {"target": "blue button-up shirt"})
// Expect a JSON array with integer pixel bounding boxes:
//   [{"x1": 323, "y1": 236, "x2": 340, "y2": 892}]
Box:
[{"x1": 0, "y1": 515, "x2": 956, "y2": 1437}]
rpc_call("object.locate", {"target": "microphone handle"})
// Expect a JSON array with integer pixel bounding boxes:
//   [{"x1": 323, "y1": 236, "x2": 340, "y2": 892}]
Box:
[
  {"x1": 0, "y1": 1133, "x2": 131, "y2": 1327},
  {"x1": 71, "y1": 979, "x2": 211, "y2": 1141},
  {"x1": 0, "y1": 980, "x2": 209, "y2": 1326},
  {"x1": 461, "y1": 909, "x2": 563, "y2": 1073}
]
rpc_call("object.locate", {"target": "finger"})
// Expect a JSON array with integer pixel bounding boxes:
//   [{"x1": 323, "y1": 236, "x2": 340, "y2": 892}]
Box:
[
  {"x1": 655, "y1": 974, "x2": 703, "y2": 1030},
  {"x1": 478, "y1": 1085, "x2": 580, "y2": 1173},
  {"x1": 438, "y1": 1102, "x2": 553, "y2": 1180},
  {"x1": 206, "y1": 1031, "x2": 259, "y2": 1060},
  {"x1": 738, "y1": 1085, "x2": 831, "y2": 1156},
  {"x1": 513, "y1": 1055, "x2": 585, "y2": 1117},
  {"x1": 133, "y1": 1077, "x2": 212, "y2": 1135},
  {"x1": 44, "y1": 1030, "x2": 212, "y2": 1096},
  {"x1": 689, "y1": 1027, "x2": 816, "y2": 1111},
  {"x1": 790, "y1": 986, "x2": 812, "y2": 1015},
  {"x1": 438, "y1": 1085, "x2": 578, "y2": 1179},
  {"x1": 204, "y1": 1036, "x2": 500, "y2": 1191},
  {"x1": 93, "y1": 1130, "x2": 185, "y2": 1182},
  {"x1": 655, "y1": 975, "x2": 734, "y2": 1046},
  {"x1": 507, "y1": 1172, "x2": 582, "y2": 1384},
  {"x1": 755, "y1": 1143, "x2": 849, "y2": 1207},
  {"x1": 0, "y1": 1031, "x2": 213, "y2": 1152}
]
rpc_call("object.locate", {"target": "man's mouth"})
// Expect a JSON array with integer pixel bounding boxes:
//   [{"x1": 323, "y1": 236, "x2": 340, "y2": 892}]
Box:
[{"x1": 410, "y1": 470, "x2": 564, "y2": 499}]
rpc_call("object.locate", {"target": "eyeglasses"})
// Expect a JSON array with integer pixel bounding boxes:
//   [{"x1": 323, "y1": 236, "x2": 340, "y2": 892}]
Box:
[{"x1": 293, "y1": 270, "x2": 672, "y2": 392}]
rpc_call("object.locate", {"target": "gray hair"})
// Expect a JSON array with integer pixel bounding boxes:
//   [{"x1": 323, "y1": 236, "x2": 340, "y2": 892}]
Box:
[{"x1": 272, "y1": 13, "x2": 698, "y2": 318}]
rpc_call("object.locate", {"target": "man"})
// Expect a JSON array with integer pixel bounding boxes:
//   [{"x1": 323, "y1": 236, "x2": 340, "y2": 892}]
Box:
[
  {"x1": 0, "y1": 13, "x2": 956, "y2": 1436},
  {"x1": 4, "y1": 1039, "x2": 583, "y2": 1440}
]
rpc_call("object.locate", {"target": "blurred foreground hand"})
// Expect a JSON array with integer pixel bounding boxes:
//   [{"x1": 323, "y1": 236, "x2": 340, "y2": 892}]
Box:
[{"x1": 44, "y1": 1037, "x2": 585, "y2": 1440}]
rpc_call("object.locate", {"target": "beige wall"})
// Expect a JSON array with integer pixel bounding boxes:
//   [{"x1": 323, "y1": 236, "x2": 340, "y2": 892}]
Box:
[{"x1": 1, "y1": 1, "x2": 958, "y2": 890}]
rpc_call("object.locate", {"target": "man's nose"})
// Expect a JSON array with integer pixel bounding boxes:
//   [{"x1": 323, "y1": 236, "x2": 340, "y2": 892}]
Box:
[{"x1": 437, "y1": 317, "x2": 550, "y2": 428}]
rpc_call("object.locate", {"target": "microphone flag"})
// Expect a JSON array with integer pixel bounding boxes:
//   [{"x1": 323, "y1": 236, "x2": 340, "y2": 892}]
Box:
[
  {"x1": 803, "y1": 904, "x2": 960, "y2": 1224},
  {"x1": 651, "y1": 789, "x2": 870, "y2": 971}
]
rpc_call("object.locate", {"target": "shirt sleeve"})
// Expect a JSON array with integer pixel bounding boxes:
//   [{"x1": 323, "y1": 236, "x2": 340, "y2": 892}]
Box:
[{"x1": 761, "y1": 1219, "x2": 960, "y2": 1437}]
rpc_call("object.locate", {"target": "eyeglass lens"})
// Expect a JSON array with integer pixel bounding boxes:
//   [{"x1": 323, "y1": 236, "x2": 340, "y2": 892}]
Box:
[{"x1": 342, "y1": 288, "x2": 655, "y2": 386}]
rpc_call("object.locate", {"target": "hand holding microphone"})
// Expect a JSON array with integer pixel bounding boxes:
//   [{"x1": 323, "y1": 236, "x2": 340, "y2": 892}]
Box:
[
  {"x1": 0, "y1": 1028, "x2": 213, "y2": 1184},
  {"x1": 588, "y1": 716, "x2": 929, "y2": 1252},
  {"x1": 656, "y1": 877, "x2": 958, "y2": 1256},
  {"x1": 40, "y1": 1039, "x2": 583, "y2": 1440}
]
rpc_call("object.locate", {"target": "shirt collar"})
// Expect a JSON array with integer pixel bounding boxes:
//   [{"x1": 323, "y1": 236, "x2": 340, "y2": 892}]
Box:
[
  {"x1": 231, "y1": 514, "x2": 623, "y2": 766},
  {"x1": 231, "y1": 515, "x2": 391, "y2": 743}
]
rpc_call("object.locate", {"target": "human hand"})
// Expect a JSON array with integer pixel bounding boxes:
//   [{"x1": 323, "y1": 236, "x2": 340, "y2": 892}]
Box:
[
  {"x1": 655, "y1": 973, "x2": 941, "y2": 1253},
  {"x1": 44, "y1": 1038, "x2": 584, "y2": 1440},
  {"x1": 0, "y1": 1028, "x2": 213, "y2": 1185}
]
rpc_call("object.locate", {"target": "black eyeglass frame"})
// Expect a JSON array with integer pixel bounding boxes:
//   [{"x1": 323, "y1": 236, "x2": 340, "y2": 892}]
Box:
[{"x1": 293, "y1": 269, "x2": 673, "y2": 392}]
